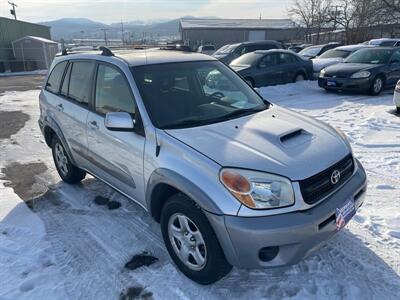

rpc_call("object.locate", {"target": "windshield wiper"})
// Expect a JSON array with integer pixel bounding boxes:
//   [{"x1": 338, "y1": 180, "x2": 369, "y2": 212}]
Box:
[{"x1": 162, "y1": 107, "x2": 266, "y2": 130}]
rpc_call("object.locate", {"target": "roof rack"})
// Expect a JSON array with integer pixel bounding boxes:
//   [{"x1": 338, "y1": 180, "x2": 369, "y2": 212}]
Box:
[
  {"x1": 159, "y1": 44, "x2": 192, "y2": 52},
  {"x1": 99, "y1": 46, "x2": 114, "y2": 56}
]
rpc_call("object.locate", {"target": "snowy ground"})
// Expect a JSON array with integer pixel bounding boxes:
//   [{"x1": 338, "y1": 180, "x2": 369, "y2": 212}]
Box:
[{"x1": 0, "y1": 81, "x2": 399, "y2": 299}]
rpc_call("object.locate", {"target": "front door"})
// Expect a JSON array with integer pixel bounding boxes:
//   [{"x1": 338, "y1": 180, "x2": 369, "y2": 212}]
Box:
[
  {"x1": 86, "y1": 63, "x2": 146, "y2": 204},
  {"x1": 253, "y1": 53, "x2": 281, "y2": 86}
]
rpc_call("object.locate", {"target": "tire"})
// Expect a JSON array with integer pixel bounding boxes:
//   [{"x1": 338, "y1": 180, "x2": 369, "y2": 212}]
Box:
[
  {"x1": 245, "y1": 77, "x2": 255, "y2": 87},
  {"x1": 294, "y1": 72, "x2": 306, "y2": 82},
  {"x1": 397, "y1": 106, "x2": 400, "y2": 114},
  {"x1": 369, "y1": 75, "x2": 384, "y2": 96},
  {"x1": 160, "y1": 193, "x2": 232, "y2": 284},
  {"x1": 51, "y1": 136, "x2": 86, "y2": 184}
]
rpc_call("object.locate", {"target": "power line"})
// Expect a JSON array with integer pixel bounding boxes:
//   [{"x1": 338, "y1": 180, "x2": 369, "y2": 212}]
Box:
[{"x1": 8, "y1": 1, "x2": 18, "y2": 20}]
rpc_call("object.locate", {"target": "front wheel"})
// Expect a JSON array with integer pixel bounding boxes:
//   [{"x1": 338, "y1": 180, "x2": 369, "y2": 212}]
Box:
[
  {"x1": 160, "y1": 193, "x2": 232, "y2": 284},
  {"x1": 294, "y1": 73, "x2": 306, "y2": 82},
  {"x1": 369, "y1": 76, "x2": 384, "y2": 96},
  {"x1": 51, "y1": 136, "x2": 86, "y2": 184},
  {"x1": 397, "y1": 106, "x2": 400, "y2": 114}
]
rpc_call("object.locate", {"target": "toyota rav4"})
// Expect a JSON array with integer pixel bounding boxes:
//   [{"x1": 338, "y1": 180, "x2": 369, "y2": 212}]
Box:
[{"x1": 39, "y1": 46, "x2": 367, "y2": 284}]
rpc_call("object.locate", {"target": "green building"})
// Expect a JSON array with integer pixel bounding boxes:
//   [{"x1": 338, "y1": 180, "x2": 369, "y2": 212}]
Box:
[{"x1": 0, "y1": 17, "x2": 51, "y2": 71}]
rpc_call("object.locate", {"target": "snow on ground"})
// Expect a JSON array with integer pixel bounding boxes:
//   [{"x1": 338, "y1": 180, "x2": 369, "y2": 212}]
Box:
[
  {"x1": 0, "y1": 70, "x2": 48, "y2": 78},
  {"x1": 0, "y1": 82, "x2": 399, "y2": 299}
]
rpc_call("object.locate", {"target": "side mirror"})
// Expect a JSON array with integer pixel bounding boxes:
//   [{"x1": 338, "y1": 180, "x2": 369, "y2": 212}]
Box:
[{"x1": 105, "y1": 112, "x2": 135, "y2": 131}]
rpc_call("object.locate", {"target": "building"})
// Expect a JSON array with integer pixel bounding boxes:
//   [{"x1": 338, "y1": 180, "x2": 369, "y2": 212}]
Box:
[
  {"x1": 12, "y1": 36, "x2": 59, "y2": 70},
  {"x1": 0, "y1": 17, "x2": 52, "y2": 72},
  {"x1": 179, "y1": 18, "x2": 301, "y2": 49}
]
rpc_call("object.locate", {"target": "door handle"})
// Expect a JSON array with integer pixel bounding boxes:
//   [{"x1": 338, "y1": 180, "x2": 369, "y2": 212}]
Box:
[
  {"x1": 88, "y1": 121, "x2": 99, "y2": 130},
  {"x1": 56, "y1": 104, "x2": 64, "y2": 112}
]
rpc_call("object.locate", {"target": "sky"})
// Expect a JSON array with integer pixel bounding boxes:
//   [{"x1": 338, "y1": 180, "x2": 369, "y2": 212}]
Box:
[{"x1": 0, "y1": 0, "x2": 292, "y2": 24}]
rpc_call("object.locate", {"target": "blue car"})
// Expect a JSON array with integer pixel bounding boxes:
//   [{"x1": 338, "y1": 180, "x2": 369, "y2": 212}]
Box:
[{"x1": 230, "y1": 49, "x2": 313, "y2": 87}]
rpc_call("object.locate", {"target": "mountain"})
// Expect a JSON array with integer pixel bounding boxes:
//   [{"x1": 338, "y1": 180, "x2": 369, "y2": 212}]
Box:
[{"x1": 39, "y1": 17, "x2": 182, "y2": 41}]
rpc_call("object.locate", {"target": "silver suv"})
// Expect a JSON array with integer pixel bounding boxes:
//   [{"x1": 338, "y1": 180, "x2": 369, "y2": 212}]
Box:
[{"x1": 39, "y1": 46, "x2": 367, "y2": 284}]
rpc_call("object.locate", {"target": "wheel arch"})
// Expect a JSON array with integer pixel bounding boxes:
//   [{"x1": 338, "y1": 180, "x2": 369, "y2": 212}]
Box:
[
  {"x1": 43, "y1": 116, "x2": 77, "y2": 165},
  {"x1": 146, "y1": 168, "x2": 224, "y2": 223}
]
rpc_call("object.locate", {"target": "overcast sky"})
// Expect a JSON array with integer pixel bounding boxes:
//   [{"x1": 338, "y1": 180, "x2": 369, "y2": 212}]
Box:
[{"x1": 0, "y1": 0, "x2": 292, "y2": 23}]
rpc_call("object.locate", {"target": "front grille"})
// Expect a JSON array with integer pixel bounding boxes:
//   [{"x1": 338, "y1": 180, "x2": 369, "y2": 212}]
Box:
[{"x1": 299, "y1": 154, "x2": 354, "y2": 205}]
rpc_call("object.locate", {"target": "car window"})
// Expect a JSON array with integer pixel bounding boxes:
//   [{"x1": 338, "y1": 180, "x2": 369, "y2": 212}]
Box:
[
  {"x1": 132, "y1": 61, "x2": 267, "y2": 129},
  {"x1": 391, "y1": 51, "x2": 400, "y2": 64},
  {"x1": 318, "y1": 49, "x2": 351, "y2": 59},
  {"x1": 61, "y1": 63, "x2": 72, "y2": 97},
  {"x1": 95, "y1": 64, "x2": 135, "y2": 115},
  {"x1": 259, "y1": 54, "x2": 278, "y2": 68},
  {"x1": 203, "y1": 45, "x2": 215, "y2": 51},
  {"x1": 380, "y1": 41, "x2": 396, "y2": 47},
  {"x1": 46, "y1": 61, "x2": 67, "y2": 94},
  {"x1": 68, "y1": 61, "x2": 95, "y2": 105},
  {"x1": 345, "y1": 49, "x2": 393, "y2": 64},
  {"x1": 300, "y1": 46, "x2": 322, "y2": 57},
  {"x1": 279, "y1": 53, "x2": 298, "y2": 64}
]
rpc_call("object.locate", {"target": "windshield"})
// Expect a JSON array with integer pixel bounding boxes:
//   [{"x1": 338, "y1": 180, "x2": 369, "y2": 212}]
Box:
[
  {"x1": 230, "y1": 52, "x2": 263, "y2": 66},
  {"x1": 202, "y1": 45, "x2": 215, "y2": 51},
  {"x1": 132, "y1": 61, "x2": 268, "y2": 129},
  {"x1": 300, "y1": 46, "x2": 322, "y2": 57},
  {"x1": 214, "y1": 44, "x2": 239, "y2": 55},
  {"x1": 344, "y1": 49, "x2": 393, "y2": 64},
  {"x1": 318, "y1": 49, "x2": 351, "y2": 59},
  {"x1": 369, "y1": 40, "x2": 396, "y2": 46}
]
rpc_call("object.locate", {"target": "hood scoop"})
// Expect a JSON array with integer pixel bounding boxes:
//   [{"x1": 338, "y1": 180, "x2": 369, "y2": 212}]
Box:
[{"x1": 280, "y1": 129, "x2": 313, "y2": 148}]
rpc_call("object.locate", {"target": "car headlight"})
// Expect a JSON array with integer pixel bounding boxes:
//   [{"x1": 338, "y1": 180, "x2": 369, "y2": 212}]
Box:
[
  {"x1": 350, "y1": 71, "x2": 371, "y2": 79},
  {"x1": 220, "y1": 169, "x2": 295, "y2": 209},
  {"x1": 319, "y1": 69, "x2": 326, "y2": 77}
]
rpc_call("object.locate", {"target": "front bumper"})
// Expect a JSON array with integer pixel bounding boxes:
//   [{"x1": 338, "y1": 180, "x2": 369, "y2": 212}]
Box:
[
  {"x1": 318, "y1": 76, "x2": 372, "y2": 92},
  {"x1": 207, "y1": 159, "x2": 367, "y2": 269}
]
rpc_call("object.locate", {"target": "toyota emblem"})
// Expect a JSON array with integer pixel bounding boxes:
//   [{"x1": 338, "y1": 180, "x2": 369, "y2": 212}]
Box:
[{"x1": 331, "y1": 170, "x2": 341, "y2": 185}]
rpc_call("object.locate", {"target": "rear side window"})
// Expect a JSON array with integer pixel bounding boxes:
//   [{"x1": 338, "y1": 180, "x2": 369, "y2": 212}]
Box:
[
  {"x1": 46, "y1": 61, "x2": 67, "y2": 93},
  {"x1": 68, "y1": 62, "x2": 95, "y2": 105},
  {"x1": 279, "y1": 53, "x2": 298, "y2": 64},
  {"x1": 95, "y1": 64, "x2": 136, "y2": 115}
]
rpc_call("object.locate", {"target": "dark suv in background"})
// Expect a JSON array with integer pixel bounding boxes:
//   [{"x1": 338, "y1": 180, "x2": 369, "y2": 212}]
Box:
[{"x1": 213, "y1": 40, "x2": 283, "y2": 64}]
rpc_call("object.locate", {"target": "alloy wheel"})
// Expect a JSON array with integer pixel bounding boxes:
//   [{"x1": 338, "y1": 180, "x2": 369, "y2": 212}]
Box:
[{"x1": 168, "y1": 213, "x2": 207, "y2": 271}]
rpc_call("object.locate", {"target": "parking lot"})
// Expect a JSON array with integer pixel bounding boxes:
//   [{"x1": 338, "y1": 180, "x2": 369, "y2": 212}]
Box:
[{"x1": 0, "y1": 75, "x2": 400, "y2": 299}]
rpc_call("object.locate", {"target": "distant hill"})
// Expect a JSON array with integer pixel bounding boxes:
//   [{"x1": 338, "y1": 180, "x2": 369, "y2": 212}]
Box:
[{"x1": 39, "y1": 17, "x2": 183, "y2": 41}]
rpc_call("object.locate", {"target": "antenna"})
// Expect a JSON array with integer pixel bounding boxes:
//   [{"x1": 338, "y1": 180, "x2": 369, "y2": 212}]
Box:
[{"x1": 99, "y1": 46, "x2": 114, "y2": 56}]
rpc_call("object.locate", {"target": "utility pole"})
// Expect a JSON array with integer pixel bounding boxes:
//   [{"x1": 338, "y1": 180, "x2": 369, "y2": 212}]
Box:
[
  {"x1": 120, "y1": 19, "x2": 125, "y2": 46},
  {"x1": 101, "y1": 28, "x2": 109, "y2": 46},
  {"x1": 8, "y1": 1, "x2": 18, "y2": 20}
]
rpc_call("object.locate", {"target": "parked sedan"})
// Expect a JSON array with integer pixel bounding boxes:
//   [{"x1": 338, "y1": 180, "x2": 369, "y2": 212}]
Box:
[
  {"x1": 394, "y1": 80, "x2": 400, "y2": 113},
  {"x1": 230, "y1": 50, "x2": 313, "y2": 87},
  {"x1": 312, "y1": 44, "x2": 372, "y2": 79},
  {"x1": 299, "y1": 43, "x2": 341, "y2": 59},
  {"x1": 318, "y1": 47, "x2": 400, "y2": 95},
  {"x1": 212, "y1": 40, "x2": 283, "y2": 65},
  {"x1": 368, "y1": 38, "x2": 400, "y2": 47}
]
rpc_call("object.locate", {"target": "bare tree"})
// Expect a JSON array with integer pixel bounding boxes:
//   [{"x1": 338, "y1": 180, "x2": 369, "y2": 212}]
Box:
[
  {"x1": 289, "y1": 0, "x2": 332, "y2": 43},
  {"x1": 382, "y1": 0, "x2": 400, "y2": 13}
]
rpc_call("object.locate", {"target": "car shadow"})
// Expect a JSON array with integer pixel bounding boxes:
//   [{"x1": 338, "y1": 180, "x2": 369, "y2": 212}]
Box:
[{"x1": 17, "y1": 177, "x2": 400, "y2": 299}]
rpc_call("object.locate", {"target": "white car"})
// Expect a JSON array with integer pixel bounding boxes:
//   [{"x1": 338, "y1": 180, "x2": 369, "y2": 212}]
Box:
[
  {"x1": 394, "y1": 80, "x2": 400, "y2": 113},
  {"x1": 197, "y1": 45, "x2": 216, "y2": 55}
]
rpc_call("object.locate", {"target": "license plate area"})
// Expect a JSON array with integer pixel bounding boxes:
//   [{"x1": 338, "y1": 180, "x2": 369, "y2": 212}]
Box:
[
  {"x1": 327, "y1": 80, "x2": 337, "y2": 87},
  {"x1": 336, "y1": 197, "x2": 356, "y2": 230}
]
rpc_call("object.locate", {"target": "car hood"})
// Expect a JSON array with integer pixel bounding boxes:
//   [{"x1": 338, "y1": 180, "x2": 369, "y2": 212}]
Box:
[
  {"x1": 165, "y1": 106, "x2": 350, "y2": 181},
  {"x1": 312, "y1": 57, "x2": 344, "y2": 72},
  {"x1": 324, "y1": 62, "x2": 380, "y2": 76}
]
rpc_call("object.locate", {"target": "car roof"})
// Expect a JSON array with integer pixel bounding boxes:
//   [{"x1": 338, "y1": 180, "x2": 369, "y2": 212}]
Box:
[
  {"x1": 335, "y1": 44, "x2": 373, "y2": 51},
  {"x1": 54, "y1": 48, "x2": 217, "y2": 67},
  {"x1": 240, "y1": 40, "x2": 281, "y2": 45}
]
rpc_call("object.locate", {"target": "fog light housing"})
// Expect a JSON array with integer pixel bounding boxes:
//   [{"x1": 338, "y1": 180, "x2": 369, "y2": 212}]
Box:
[{"x1": 259, "y1": 246, "x2": 279, "y2": 262}]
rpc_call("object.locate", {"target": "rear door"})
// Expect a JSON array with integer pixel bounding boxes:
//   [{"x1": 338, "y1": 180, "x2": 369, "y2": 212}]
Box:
[
  {"x1": 86, "y1": 63, "x2": 146, "y2": 204},
  {"x1": 277, "y1": 53, "x2": 301, "y2": 83},
  {"x1": 388, "y1": 50, "x2": 400, "y2": 86},
  {"x1": 57, "y1": 60, "x2": 95, "y2": 168},
  {"x1": 252, "y1": 53, "x2": 281, "y2": 86}
]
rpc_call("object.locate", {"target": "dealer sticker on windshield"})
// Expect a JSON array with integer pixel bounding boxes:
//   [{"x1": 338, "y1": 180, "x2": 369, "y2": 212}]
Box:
[{"x1": 336, "y1": 198, "x2": 356, "y2": 231}]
